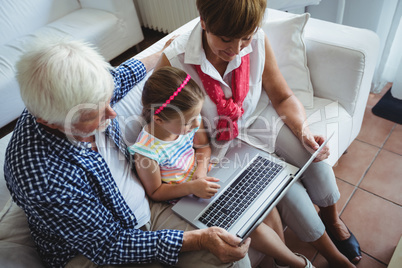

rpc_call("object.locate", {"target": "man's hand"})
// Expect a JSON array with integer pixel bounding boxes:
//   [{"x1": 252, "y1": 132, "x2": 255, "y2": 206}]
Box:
[
  {"x1": 161, "y1": 35, "x2": 178, "y2": 51},
  {"x1": 200, "y1": 227, "x2": 251, "y2": 263},
  {"x1": 181, "y1": 227, "x2": 250, "y2": 263},
  {"x1": 140, "y1": 35, "x2": 178, "y2": 72}
]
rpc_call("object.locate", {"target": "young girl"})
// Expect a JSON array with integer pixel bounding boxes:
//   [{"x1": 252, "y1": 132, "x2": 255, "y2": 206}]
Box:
[{"x1": 129, "y1": 66, "x2": 314, "y2": 268}]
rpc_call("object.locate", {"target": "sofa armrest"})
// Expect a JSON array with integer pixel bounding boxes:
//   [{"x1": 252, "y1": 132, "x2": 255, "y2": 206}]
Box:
[
  {"x1": 304, "y1": 18, "x2": 380, "y2": 117},
  {"x1": 78, "y1": 0, "x2": 144, "y2": 52},
  {"x1": 79, "y1": 0, "x2": 135, "y2": 15},
  {"x1": 134, "y1": 17, "x2": 200, "y2": 60}
]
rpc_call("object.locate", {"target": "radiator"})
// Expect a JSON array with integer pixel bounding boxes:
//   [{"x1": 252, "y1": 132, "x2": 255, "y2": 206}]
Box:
[{"x1": 134, "y1": 0, "x2": 199, "y2": 34}]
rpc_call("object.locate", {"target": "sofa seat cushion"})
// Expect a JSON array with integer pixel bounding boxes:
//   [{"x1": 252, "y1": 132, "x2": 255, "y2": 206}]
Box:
[
  {"x1": 0, "y1": 133, "x2": 12, "y2": 212},
  {"x1": 0, "y1": 199, "x2": 44, "y2": 268},
  {"x1": 305, "y1": 97, "x2": 353, "y2": 166},
  {"x1": 0, "y1": 241, "x2": 43, "y2": 268}
]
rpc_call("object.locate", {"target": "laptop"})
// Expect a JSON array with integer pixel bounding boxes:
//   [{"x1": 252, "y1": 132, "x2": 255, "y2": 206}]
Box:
[{"x1": 172, "y1": 133, "x2": 333, "y2": 242}]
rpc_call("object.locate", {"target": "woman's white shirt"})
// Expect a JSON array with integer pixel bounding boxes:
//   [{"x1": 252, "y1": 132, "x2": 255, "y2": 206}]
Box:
[{"x1": 164, "y1": 22, "x2": 283, "y2": 153}]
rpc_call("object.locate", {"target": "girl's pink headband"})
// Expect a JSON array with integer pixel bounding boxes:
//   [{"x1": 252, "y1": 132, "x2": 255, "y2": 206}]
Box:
[{"x1": 154, "y1": 74, "x2": 191, "y2": 115}]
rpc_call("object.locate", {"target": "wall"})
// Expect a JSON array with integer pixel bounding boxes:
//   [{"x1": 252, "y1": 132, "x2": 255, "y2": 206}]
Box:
[{"x1": 306, "y1": 0, "x2": 388, "y2": 31}]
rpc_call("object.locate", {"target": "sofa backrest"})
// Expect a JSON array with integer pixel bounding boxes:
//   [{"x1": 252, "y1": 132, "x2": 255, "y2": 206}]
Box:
[{"x1": 0, "y1": 0, "x2": 81, "y2": 46}]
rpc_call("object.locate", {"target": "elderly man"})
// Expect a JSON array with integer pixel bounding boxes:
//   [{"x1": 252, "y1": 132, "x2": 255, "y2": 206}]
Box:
[{"x1": 4, "y1": 39, "x2": 250, "y2": 268}]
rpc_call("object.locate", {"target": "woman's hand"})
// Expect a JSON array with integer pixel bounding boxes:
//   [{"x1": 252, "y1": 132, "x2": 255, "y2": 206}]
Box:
[
  {"x1": 301, "y1": 131, "x2": 330, "y2": 162},
  {"x1": 189, "y1": 177, "x2": 220, "y2": 199}
]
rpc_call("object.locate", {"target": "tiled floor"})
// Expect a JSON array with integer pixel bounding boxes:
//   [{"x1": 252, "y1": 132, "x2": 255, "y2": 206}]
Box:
[{"x1": 263, "y1": 83, "x2": 401, "y2": 268}]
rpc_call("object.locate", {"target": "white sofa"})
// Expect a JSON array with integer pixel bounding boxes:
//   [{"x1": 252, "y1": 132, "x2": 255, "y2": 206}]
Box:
[
  {"x1": 0, "y1": 8, "x2": 379, "y2": 268},
  {"x1": 0, "y1": 0, "x2": 144, "y2": 129}
]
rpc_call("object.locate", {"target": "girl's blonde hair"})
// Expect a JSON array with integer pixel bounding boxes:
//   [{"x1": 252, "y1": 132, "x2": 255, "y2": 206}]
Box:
[
  {"x1": 196, "y1": 0, "x2": 266, "y2": 38},
  {"x1": 142, "y1": 67, "x2": 205, "y2": 123}
]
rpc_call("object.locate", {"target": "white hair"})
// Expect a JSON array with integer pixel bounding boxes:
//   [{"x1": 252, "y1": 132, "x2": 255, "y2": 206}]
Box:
[{"x1": 16, "y1": 38, "x2": 114, "y2": 125}]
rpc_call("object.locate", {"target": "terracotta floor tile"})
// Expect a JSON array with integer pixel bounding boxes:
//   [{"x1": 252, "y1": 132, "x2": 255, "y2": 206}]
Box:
[
  {"x1": 340, "y1": 189, "x2": 402, "y2": 264},
  {"x1": 357, "y1": 107, "x2": 395, "y2": 147},
  {"x1": 383, "y1": 124, "x2": 402, "y2": 155},
  {"x1": 333, "y1": 140, "x2": 379, "y2": 185},
  {"x1": 313, "y1": 252, "x2": 387, "y2": 268},
  {"x1": 360, "y1": 150, "x2": 402, "y2": 205},
  {"x1": 336, "y1": 178, "x2": 356, "y2": 213}
]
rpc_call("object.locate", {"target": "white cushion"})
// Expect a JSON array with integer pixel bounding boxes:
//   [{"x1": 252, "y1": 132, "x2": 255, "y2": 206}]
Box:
[
  {"x1": 305, "y1": 97, "x2": 353, "y2": 166},
  {"x1": 0, "y1": 199, "x2": 44, "y2": 268},
  {"x1": 0, "y1": 0, "x2": 80, "y2": 46},
  {"x1": 0, "y1": 133, "x2": 12, "y2": 212},
  {"x1": 114, "y1": 72, "x2": 152, "y2": 146},
  {"x1": 262, "y1": 12, "x2": 314, "y2": 109},
  {"x1": 0, "y1": 8, "x2": 122, "y2": 128}
]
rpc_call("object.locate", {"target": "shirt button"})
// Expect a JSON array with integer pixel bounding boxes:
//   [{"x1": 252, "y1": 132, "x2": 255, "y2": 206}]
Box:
[
  {"x1": 115, "y1": 186, "x2": 118, "y2": 192},
  {"x1": 80, "y1": 150, "x2": 86, "y2": 154},
  {"x1": 97, "y1": 157, "x2": 103, "y2": 162},
  {"x1": 130, "y1": 215, "x2": 134, "y2": 220}
]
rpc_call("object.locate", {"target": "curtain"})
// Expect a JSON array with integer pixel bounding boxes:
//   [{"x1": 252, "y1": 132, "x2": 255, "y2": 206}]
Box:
[{"x1": 371, "y1": 0, "x2": 402, "y2": 99}]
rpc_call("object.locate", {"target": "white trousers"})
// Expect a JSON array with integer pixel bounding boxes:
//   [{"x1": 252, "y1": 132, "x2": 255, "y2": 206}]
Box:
[{"x1": 275, "y1": 125, "x2": 340, "y2": 242}]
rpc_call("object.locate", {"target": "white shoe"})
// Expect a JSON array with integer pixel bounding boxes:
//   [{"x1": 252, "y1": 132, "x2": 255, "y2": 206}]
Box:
[
  {"x1": 273, "y1": 253, "x2": 313, "y2": 268},
  {"x1": 295, "y1": 253, "x2": 313, "y2": 268}
]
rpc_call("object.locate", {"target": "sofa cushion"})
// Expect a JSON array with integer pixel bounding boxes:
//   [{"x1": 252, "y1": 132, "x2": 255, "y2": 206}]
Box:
[
  {"x1": 0, "y1": 133, "x2": 12, "y2": 212},
  {"x1": 0, "y1": 241, "x2": 43, "y2": 268},
  {"x1": 0, "y1": 199, "x2": 44, "y2": 268},
  {"x1": 305, "y1": 97, "x2": 353, "y2": 166},
  {"x1": 0, "y1": 0, "x2": 80, "y2": 46},
  {"x1": 45, "y1": 8, "x2": 124, "y2": 61},
  {"x1": 114, "y1": 72, "x2": 151, "y2": 146},
  {"x1": 0, "y1": 8, "x2": 122, "y2": 128},
  {"x1": 262, "y1": 12, "x2": 314, "y2": 109}
]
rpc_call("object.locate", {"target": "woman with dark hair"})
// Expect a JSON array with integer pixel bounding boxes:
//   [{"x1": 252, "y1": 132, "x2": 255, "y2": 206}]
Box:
[{"x1": 156, "y1": 0, "x2": 361, "y2": 267}]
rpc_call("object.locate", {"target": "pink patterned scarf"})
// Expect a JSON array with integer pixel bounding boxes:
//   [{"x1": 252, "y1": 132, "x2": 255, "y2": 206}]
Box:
[{"x1": 196, "y1": 54, "x2": 250, "y2": 140}]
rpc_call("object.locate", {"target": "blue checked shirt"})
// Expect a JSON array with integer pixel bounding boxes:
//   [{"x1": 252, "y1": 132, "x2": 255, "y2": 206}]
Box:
[{"x1": 4, "y1": 59, "x2": 184, "y2": 268}]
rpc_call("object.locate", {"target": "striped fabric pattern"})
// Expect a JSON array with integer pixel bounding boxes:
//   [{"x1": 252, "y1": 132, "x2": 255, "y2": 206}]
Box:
[{"x1": 129, "y1": 119, "x2": 200, "y2": 184}]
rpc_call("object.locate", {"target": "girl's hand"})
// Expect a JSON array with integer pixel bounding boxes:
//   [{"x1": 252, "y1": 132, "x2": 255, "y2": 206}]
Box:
[
  {"x1": 192, "y1": 169, "x2": 208, "y2": 181},
  {"x1": 301, "y1": 131, "x2": 330, "y2": 162},
  {"x1": 189, "y1": 177, "x2": 220, "y2": 199}
]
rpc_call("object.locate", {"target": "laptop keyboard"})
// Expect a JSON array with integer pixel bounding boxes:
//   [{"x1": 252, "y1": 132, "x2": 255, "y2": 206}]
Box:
[{"x1": 199, "y1": 156, "x2": 284, "y2": 230}]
